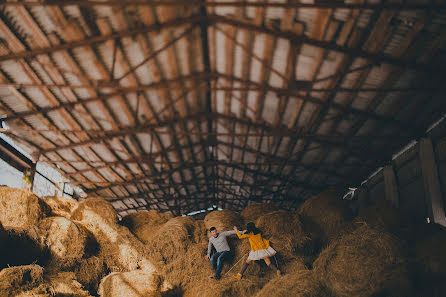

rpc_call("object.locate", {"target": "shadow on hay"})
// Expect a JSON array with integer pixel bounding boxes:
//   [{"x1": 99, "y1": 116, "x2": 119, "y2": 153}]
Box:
[{"x1": 0, "y1": 229, "x2": 51, "y2": 270}]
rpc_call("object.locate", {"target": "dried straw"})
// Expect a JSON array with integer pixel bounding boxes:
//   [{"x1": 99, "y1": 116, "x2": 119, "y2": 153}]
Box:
[{"x1": 0, "y1": 187, "x2": 51, "y2": 230}]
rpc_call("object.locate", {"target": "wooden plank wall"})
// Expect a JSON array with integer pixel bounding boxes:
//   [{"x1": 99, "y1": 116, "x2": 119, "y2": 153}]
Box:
[{"x1": 355, "y1": 118, "x2": 446, "y2": 227}]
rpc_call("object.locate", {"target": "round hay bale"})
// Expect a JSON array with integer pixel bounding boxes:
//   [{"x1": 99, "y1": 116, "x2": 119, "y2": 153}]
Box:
[
  {"x1": 71, "y1": 198, "x2": 118, "y2": 226},
  {"x1": 37, "y1": 217, "x2": 88, "y2": 265},
  {"x1": 42, "y1": 195, "x2": 78, "y2": 219},
  {"x1": 256, "y1": 210, "x2": 313, "y2": 259},
  {"x1": 204, "y1": 209, "x2": 242, "y2": 235},
  {"x1": 297, "y1": 189, "x2": 352, "y2": 245},
  {"x1": 313, "y1": 223, "x2": 411, "y2": 297},
  {"x1": 121, "y1": 210, "x2": 172, "y2": 242},
  {"x1": 241, "y1": 203, "x2": 279, "y2": 223},
  {"x1": 254, "y1": 269, "x2": 331, "y2": 297},
  {"x1": 0, "y1": 264, "x2": 44, "y2": 297},
  {"x1": 0, "y1": 187, "x2": 51, "y2": 230},
  {"x1": 98, "y1": 270, "x2": 162, "y2": 297}
]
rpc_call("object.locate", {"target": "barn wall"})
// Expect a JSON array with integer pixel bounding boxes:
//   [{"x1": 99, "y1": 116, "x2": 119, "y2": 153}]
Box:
[{"x1": 357, "y1": 118, "x2": 446, "y2": 227}]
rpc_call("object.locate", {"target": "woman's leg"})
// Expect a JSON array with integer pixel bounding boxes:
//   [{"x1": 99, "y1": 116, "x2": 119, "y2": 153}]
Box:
[
  {"x1": 236, "y1": 259, "x2": 252, "y2": 279},
  {"x1": 264, "y1": 256, "x2": 280, "y2": 274}
]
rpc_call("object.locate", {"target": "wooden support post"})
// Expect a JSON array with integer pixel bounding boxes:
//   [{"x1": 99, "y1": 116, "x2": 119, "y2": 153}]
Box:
[
  {"x1": 419, "y1": 138, "x2": 446, "y2": 227},
  {"x1": 22, "y1": 163, "x2": 36, "y2": 190},
  {"x1": 383, "y1": 165, "x2": 399, "y2": 208}
]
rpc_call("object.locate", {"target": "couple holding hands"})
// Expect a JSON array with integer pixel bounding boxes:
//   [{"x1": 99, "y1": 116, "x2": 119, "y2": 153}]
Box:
[{"x1": 205, "y1": 222, "x2": 280, "y2": 280}]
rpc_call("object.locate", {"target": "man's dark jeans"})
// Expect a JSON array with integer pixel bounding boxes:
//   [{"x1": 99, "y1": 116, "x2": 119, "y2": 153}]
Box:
[{"x1": 210, "y1": 250, "x2": 230, "y2": 278}]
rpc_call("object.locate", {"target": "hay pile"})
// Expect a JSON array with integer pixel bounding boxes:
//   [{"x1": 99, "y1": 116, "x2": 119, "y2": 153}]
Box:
[
  {"x1": 256, "y1": 210, "x2": 312, "y2": 260},
  {"x1": 313, "y1": 223, "x2": 411, "y2": 297},
  {"x1": 42, "y1": 195, "x2": 78, "y2": 218},
  {"x1": 98, "y1": 270, "x2": 162, "y2": 297},
  {"x1": 254, "y1": 269, "x2": 331, "y2": 297},
  {"x1": 0, "y1": 264, "x2": 44, "y2": 297},
  {"x1": 0, "y1": 187, "x2": 51, "y2": 230},
  {"x1": 121, "y1": 210, "x2": 173, "y2": 243},
  {"x1": 204, "y1": 209, "x2": 243, "y2": 234},
  {"x1": 241, "y1": 203, "x2": 279, "y2": 223},
  {"x1": 297, "y1": 189, "x2": 352, "y2": 246}
]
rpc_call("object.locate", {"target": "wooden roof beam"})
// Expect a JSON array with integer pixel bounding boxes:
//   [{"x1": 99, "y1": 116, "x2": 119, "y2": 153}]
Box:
[
  {"x1": 1, "y1": 1, "x2": 445, "y2": 9},
  {"x1": 209, "y1": 15, "x2": 444, "y2": 75},
  {"x1": 0, "y1": 15, "x2": 207, "y2": 62}
]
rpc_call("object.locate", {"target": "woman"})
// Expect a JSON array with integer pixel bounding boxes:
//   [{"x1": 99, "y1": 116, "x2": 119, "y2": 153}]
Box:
[{"x1": 233, "y1": 222, "x2": 280, "y2": 279}]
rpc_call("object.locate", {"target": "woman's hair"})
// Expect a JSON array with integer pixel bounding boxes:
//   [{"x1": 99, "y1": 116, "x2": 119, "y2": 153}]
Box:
[{"x1": 246, "y1": 222, "x2": 261, "y2": 235}]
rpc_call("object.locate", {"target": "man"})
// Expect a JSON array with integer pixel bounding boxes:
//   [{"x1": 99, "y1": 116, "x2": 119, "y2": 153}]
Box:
[{"x1": 205, "y1": 226, "x2": 236, "y2": 280}]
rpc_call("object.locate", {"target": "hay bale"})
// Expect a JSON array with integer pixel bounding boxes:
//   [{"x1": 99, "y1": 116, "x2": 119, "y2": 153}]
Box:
[
  {"x1": 204, "y1": 209, "x2": 242, "y2": 235},
  {"x1": 313, "y1": 223, "x2": 411, "y2": 297},
  {"x1": 98, "y1": 270, "x2": 162, "y2": 297},
  {"x1": 256, "y1": 210, "x2": 313, "y2": 259},
  {"x1": 43, "y1": 195, "x2": 78, "y2": 218},
  {"x1": 0, "y1": 187, "x2": 51, "y2": 230},
  {"x1": 254, "y1": 269, "x2": 331, "y2": 297},
  {"x1": 121, "y1": 210, "x2": 172, "y2": 242},
  {"x1": 297, "y1": 189, "x2": 352, "y2": 245},
  {"x1": 36, "y1": 217, "x2": 89, "y2": 266},
  {"x1": 0, "y1": 264, "x2": 44, "y2": 296},
  {"x1": 241, "y1": 203, "x2": 279, "y2": 223},
  {"x1": 71, "y1": 197, "x2": 118, "y2": 226}
]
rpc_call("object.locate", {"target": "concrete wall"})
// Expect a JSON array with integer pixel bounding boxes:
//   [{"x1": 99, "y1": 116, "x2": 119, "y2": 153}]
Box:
[{"x1": 356, "y1": 119, "x2": 446, "y2": 227}]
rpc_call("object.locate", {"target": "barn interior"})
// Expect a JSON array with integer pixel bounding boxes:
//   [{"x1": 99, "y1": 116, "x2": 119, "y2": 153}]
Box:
[{"x1": 0, "y1": 1, "x2": 446, "y2": 297}]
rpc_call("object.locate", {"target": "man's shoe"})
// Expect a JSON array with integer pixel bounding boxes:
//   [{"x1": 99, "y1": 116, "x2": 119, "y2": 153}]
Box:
[
  {"x1": 235, "y1": 273, "x2": 242, "y2": 280},
  {"x1": 277, "y1": 270, "x2": 281, "y2": 276}
]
